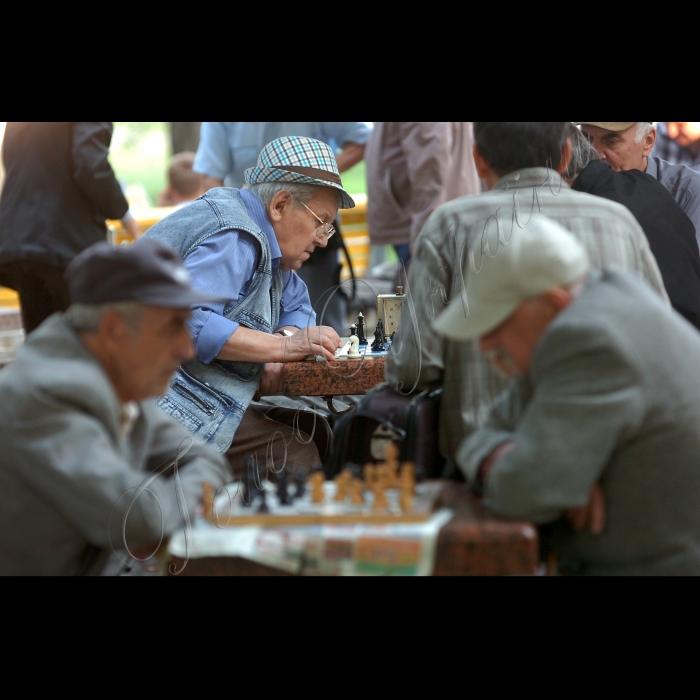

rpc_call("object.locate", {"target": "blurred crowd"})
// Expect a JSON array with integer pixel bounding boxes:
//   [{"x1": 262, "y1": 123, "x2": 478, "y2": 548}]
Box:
[{"x1": 2, "y1": 121, "x2": 700, "y2": 576}]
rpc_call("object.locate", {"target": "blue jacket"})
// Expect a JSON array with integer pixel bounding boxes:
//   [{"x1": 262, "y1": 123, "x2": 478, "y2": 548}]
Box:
[{"x1": 141, "y1": 188, "x2": 283, "y2": 453}]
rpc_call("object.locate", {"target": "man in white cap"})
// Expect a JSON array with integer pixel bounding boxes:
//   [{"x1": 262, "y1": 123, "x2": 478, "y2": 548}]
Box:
[
  {"x1": 434, "y1": 215, "x2": 700, "y2": 576},
  {"x1": 576, "y1": 122, "x2": 700, "y2": 249},
  {"x1": 142, "y1": 136, "x2": 355, "y2": 476}
]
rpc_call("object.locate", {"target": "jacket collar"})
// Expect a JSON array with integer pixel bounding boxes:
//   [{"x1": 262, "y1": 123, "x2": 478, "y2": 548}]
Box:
[
  {"x1": 493, "y1": 167, "x2": 567, "y2": 195},
  {"x1": 573, "y1": 160, "x2": 614, "y2": 193},
  {"x1": 239, "y1": 189, "x2": 282, "y2": 269}
]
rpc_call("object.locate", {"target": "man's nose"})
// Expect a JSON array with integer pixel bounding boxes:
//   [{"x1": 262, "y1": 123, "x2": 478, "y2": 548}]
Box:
[{"x1": 315, "y1": 235, "x2": 329, "y2": 249}]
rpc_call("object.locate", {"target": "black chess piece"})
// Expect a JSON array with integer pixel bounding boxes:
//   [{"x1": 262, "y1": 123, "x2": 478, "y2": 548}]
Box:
[
  {"x1": 356, "y1": 313, "x2": 368, "y2": 345},
  {"x1": 293, "y1": 470, "x2": 306, "y2": 500},
  {"x1": 257, "y1": 489, "x2": 270, "y2": 514},
  {"x1": 277, "y1": 471, "x2": 293, "y2": 506},
  {"x1": 240, "y1": 457, "x2": 258, "y2": 507},
  {"x1": 371, "y1": 320, "x2": 386, "y2": 352}
]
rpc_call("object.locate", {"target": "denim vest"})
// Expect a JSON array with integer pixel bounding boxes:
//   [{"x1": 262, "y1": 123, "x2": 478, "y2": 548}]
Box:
[{"x1": 142, "y1": 188, "x2": 283, "y2": 453}]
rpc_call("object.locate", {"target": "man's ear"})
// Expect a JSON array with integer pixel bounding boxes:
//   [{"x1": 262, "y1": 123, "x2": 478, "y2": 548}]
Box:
[
  {"x1": 544, "y1": 287, "x2": 574, "y2": 314},
  {"x1": 98, "y1": 310, "x2": 130, "y2": 348},
  {"x1": 643, "y1": 128, "x2": 657, "y2": 158},
  {"x1": 472, "y1": 144, "x2": 492, "y2": 180},
  {"x1": 558, "y1": 138, "x2": 573, "y2": 175},
  {"x1": 269, "y1": 190, "x2": 293, "y2": 224}
]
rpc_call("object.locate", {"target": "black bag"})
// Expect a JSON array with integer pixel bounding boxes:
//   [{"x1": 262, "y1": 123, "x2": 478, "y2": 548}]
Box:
[{"x1": 325, "y1": 383, "x2": 445, "y2": 479}]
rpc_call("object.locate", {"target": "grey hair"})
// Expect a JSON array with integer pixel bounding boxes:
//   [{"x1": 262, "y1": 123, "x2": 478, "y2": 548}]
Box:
[
  {"x1": 635, "y1": 122, "x2": 656, "y2": 144},
  {"x1": 250, "y1": 182, "x2": 327, "y2": 209},
  {"x1": 565, "y1": 123, "x2": 601, "y2": 181},
  {"x1": 64, "y1": 302, "x2": 145, "y2": 333}
]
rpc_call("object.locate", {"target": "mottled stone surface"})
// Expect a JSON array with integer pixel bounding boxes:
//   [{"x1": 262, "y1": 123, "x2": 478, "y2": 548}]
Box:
[{"x1": 282, "y1": 357, "x2": 386, "y2": 397}]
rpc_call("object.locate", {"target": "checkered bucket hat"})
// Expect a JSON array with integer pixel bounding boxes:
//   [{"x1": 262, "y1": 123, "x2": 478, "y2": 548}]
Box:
[{"x1": 244, "y1": 136, "x2": 356, "y2": 209}]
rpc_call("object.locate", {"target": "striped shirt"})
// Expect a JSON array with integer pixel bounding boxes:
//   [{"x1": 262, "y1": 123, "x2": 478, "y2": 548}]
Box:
[{"x1": 385, "y1": 168, "x2": 669, "y2": 461}]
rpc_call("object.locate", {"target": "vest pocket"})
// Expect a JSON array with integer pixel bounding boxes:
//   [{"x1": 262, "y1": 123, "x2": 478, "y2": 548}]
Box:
[
  {"x1": 156, "y1": 396, "x2": 203, "y2": 433},
  {"x1": 172, "y1": 381, "x2": 216, "y2": 415}
]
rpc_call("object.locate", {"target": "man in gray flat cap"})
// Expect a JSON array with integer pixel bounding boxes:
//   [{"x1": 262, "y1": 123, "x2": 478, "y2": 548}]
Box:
[
  {"x1": 577, "y1": 122, "x2": 700, "y2": 249},
  {"x1": 0, "y1": 240, "x2": 231, "y2": 575},
  {"x1": 142, "y1": 135, "x2": 354, "y2": 476},
  {"x1": 435, "y1": 215, "x2": 700, "y2": 576}
]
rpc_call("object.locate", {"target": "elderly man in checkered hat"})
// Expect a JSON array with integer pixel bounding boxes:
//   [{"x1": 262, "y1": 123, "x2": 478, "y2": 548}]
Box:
[{"x1": 141, "y1": 136, "x2": 354, "y2": 477}]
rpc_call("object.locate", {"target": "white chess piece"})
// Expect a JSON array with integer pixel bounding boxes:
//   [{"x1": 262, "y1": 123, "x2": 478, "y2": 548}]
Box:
[{"x1": 348, "y1": 335, "x2": 361, "y2": 358}]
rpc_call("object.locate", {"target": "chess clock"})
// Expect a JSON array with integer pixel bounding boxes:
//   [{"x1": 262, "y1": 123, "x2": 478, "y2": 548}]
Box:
[{"x1": 377, "y1": 286, "x2": 406, "y2": 339}]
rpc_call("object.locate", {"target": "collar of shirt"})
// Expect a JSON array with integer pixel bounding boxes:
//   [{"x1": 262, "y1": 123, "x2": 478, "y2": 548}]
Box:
[
  {"x1": 493, "y1": 167, "x2": 566, "y2": 193},
  {"x1": 646, "y1": 156, "x2": 659, "y2": 179},
  {"x1": 118, "y1": 401, "x2": 141, "y2": 442},
  {"x1": 239, "y1": 188, "x2": 282, "y2": 273}
]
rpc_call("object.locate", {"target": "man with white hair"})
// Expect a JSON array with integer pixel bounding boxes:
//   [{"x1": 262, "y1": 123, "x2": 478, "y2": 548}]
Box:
[
  {"x1": 577, "y1": 122, "x2": 700, "y2": 249},
  {"x1": 435, "y1": 215, "x2": 700, "y2": 576}
]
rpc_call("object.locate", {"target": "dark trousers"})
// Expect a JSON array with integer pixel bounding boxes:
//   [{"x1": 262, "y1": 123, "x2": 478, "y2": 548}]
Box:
[{"x1": 0, "y1": 261, "x2": 71, "y2": 333}]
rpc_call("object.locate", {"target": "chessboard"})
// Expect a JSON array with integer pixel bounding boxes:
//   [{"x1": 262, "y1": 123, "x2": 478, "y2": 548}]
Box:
[
  {"x1": 202, "y1": 445, "x2": 444, "y2": 528},
  {"x1": 334, "y1": 338, "x2": 391, "y2": 361}
]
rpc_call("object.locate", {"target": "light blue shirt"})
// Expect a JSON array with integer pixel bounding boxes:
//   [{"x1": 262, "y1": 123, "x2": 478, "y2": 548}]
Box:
[
  {"x1": 647, "y1": 156, "x2": 700, "y2": 250},
  {"x1": 194, "y1": 122, "x2": 372, "y2": 188},
  {"x1": 185, "y1": 189, "x2": 315, "y2": 364}
]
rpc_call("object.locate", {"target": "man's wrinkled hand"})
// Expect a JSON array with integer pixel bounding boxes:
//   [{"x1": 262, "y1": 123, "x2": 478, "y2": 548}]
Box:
[
  {"x1": 256, "y1": 363, "x2": 285, "y2": 398},
  {"x1": 281, "y1": 326, "x2": 341, "y2": 363},
  {"x1": 566, "y1": 483, "x2": 606, "y2": 536}
]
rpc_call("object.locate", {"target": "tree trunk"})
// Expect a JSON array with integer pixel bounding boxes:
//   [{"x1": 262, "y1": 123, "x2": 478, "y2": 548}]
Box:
[{"x1": 170, "y1": 122, "x2": 201, "y2": 154}]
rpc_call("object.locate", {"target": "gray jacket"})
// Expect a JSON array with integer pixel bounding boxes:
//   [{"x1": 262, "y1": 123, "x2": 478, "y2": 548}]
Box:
[
  {"x1": 386, "y1": 169, "x2": 669, "y2": 459},
  {"x1": 459, "y1": 269, "x2": 700, "y2": 576},
  {"x1": 0, "y1": 315, "x2": 229, "y2": 576}
]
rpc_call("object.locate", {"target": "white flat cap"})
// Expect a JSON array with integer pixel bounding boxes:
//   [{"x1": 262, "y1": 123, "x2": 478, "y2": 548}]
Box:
[{"x1": 432, "y1": 215, "x2": 591, "y2": 341}]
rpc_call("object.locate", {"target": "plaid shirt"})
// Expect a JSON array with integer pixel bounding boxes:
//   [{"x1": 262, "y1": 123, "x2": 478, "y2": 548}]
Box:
[
  {"x1": 386, "y1": 169, "x2": 669, "y2": 460},
  {"x1": 652, "y1": 123, "x2": 700, "y2": 170}
]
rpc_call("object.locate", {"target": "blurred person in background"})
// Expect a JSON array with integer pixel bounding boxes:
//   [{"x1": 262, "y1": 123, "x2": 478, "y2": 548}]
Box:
[
  {"x1": 652, "y1": 122, "x2": 700, "y2": 170},
  {"x1": 0, "y1": 122, "x2": 141, "y2": 333},
  {"x1": 157, "y1": 152, "x2": 207, "y2": 208},
  {"x1": 193, "y1": 122, "x2": 372, "y2": 334},
  {"x1": 577, "y1": 122, "x2": 700, "y2": 250},
  {"x1": 387, "y1": 122, "x2": 667, "y2": 464},
  {"x1": 565, "y1": 123, "x2": 700, "y2": 331},
  {"x1": 365, "y1": 122, "x2": 481, "y2": 269}
]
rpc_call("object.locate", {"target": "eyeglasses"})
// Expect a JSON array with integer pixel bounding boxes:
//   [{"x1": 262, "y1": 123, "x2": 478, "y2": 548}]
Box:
[{"x1": 297, "y1": 199, "x2": 336, "y2": 240}]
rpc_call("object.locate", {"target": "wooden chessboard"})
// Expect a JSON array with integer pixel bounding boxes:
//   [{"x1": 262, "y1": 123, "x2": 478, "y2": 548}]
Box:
[{"x1": 204, "y1": 480, "x2": 444, "y2": 528}]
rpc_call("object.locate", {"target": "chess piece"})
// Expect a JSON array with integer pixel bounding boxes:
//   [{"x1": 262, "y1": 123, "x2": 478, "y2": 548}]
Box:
[
  {"x1": 277, "y1": 471, "x2": 293, "y2": 506},
  {"x1": 257, "y1": 489, "x2": 270, "y2": 514},
  {"x1": 309, "y1": 471, "x2": 326, "y2": 504},
  {"x1": 400, "y1": 463, "x2": 417, "y2": 496},
  {"x1": 356, "y1": 313, "x2": 368, "y2": 345},
  {"x1": 372, "y1": 480, "x2": 389, "y2": 511},
  {"x1": 334, "y1": 469, "x2": 352, "y2": 502},
  {"x1": 202, "y1": 482, "x2": 214, "y2": 522},
  {"x1": 371, "y1": 321, "x2": 386, "y2": 352},
  {"x1": 293, "y1": 470, "x2": 306, "y2": 500},
  {"x1": 349, "y1": 323, "x2": 357, "y2": 337},
  {"x1": 348, "y1": 335, "x2": 361, "y2": 358},
  {"x1": 400, "y1": 464, "x2": 415, "y2": 511},
  {"x1": 350, "y1": 478, "x2": 364, "y2": 506}
]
